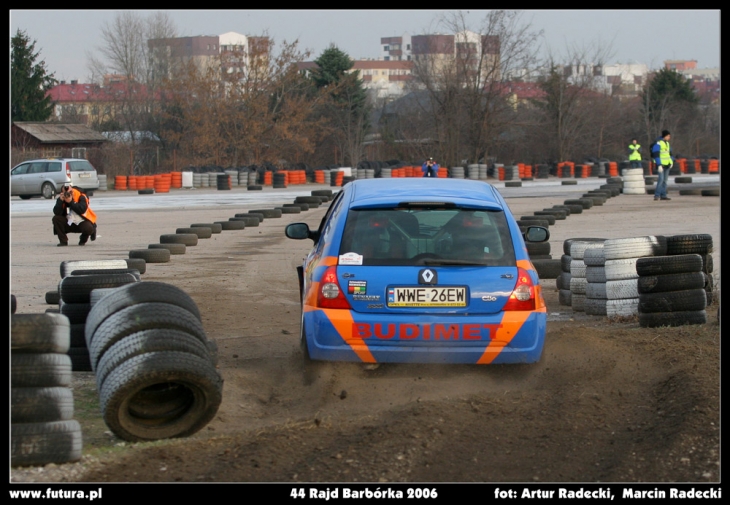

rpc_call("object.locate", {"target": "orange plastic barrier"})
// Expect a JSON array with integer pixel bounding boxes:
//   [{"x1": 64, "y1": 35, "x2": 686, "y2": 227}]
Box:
[
  {"x1": 498, "y1": 167, "x2": 505, "y2": 181},
  {"x1": 708, "y1": 159, "x2": 719, "y2": 173},
  {"x1": 315, "y1": 170, "x2": 324, "y2": 183},
  {"x1": 128, "y1": 176, "x2": 138, "y2": 190},
  {"x1": 171, "y1": 171, "x2": 183, "y2": 188},
  {"x1": 115, "y1": 176, "x2": 127, "y2": 190},
  {"x1": 153, "y1": 174, "x2": 170, "y2": 193},
  {"x1": 608, "y1": 162, "x2": 619, "y2": 177},
  {"x1": 524, "y1": 165, "x2": 532, "y2": 178},
  {"x1": 438, "y1": 167, "x2": 448, "y2": 178},
  {"x1": 264, "y1": 172, "x2": 273, "y2": 185},
  {"x1": 335, "y1": 171, "x2": 344, "y2": 186}
]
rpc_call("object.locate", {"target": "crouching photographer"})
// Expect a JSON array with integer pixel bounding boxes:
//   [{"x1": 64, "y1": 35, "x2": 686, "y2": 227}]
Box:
[{"x1": 52, "y1": 184, "x2": 98, "y2": 246}]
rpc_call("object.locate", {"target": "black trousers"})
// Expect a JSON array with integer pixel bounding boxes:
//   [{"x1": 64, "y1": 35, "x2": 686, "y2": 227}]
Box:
[{"x1": 52, "y1": 215, "x2": 95, "y2": 244}]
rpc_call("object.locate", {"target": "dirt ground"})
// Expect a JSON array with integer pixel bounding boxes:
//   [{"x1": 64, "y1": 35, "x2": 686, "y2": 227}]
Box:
[{"x1": 9, "y1": 181, "x2": 720, "y2": 485}]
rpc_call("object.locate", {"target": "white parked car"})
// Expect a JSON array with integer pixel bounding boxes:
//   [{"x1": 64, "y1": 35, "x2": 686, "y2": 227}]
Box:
[{"x1": 11, "y1": 158, "x2": 100, "y2": 199}]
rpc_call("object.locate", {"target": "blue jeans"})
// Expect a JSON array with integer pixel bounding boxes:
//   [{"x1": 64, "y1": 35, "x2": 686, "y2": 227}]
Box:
[
  {"x1": 630, "y1": 161, "x2": 642, "y2": 168},
  {"x1": 654, "y1": 165, "x2": 669, "y2": 198}
]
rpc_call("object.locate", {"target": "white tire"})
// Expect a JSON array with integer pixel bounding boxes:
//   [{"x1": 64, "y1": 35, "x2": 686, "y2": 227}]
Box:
[
  {"x1": 605, "y1": 258, "x2": 639, "y2": 280},
  {"x1": 606, "y1": 298, "x2": 639, "y2": 317},
  {"x1": 604, "y1": 236, "x2": 661, "y2": 260},
  {"x1": 606, "y1": 279, "x2": 639, "y2": 300}
]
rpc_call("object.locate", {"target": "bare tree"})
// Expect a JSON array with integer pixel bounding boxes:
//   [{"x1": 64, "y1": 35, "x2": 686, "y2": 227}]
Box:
[{"x1": 403, "y1": 10, "x2": 543, "y2": 167}]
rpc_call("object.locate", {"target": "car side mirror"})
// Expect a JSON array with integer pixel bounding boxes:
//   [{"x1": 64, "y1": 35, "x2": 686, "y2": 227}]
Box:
[
  {"x1": 286, "y1": 222, "x2": 319, "y2": 242},
  {"x1": 524, "y1": 226, "x2": 549, "y2": 243}
]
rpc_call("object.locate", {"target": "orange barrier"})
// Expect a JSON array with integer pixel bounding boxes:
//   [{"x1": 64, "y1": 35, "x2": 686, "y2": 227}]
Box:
[
  {"x1": 128, "y1": 175, "x2": 138, "y2": 190},
  {"x1": 708, "y1": 159, "x2": 719, "y2": 173},
  {"x1": 114, "y1": 176, "x2": 127, "y2": 190},
  {"x1": 438, "y1": 167, "x2": 448, "y2": 178},
  {"x1": 264, "y1": 172, "x2": 273, "y2": 185},
  {"x1": 608, "y1": 162, "x2": 619, "y2": 177},
  {"x1": 524, "y1": 165, "x2": 532, "y2": 178},
  {"x1": 315, "y1": 170, "x2": 324, "y2": 183},
  {"x1": 580, "y1": 164, "x2": 591, "y2": 178},
  {"x1": 171, "y1": 171, "x2": 183, "y2": 188},
  {"x1": 498, "y1": 167, "x2": 505, "y2": 181},
  {"x1": 154, "y1": 174, "x2": 170, "y2": 193},
  {"x1": 334, "y1": 171, "x2": 344, "y2": 186}
]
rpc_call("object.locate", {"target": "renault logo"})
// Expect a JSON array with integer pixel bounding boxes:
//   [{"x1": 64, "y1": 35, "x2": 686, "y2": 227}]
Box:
[{"x1": 418, "y1": 269, "x2": 437, "y2": 285}]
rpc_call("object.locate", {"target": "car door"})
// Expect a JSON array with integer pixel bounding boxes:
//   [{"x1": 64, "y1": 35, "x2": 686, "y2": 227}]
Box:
[
  {"x1": 11, "y1": 163, "x2": 31, "y2": 195},
  {"x1": 25, "y1": 162, "x2": 50, "y2": 195}
]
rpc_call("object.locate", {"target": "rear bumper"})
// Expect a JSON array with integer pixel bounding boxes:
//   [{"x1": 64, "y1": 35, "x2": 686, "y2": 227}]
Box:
[{"x1": 303, "y1": 307, "x2": 546, "y2": 364}]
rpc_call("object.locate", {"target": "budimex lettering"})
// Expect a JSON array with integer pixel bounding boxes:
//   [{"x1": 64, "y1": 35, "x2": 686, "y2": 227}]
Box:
[{"x1": 351, "y1": 322, "x2": 502, "y2": 340}]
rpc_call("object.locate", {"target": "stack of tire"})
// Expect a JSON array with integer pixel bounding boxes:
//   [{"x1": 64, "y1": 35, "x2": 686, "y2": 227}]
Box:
[
  {"x1": 569, "y1": 240, "x2": 607, "y2": 315},
  {"x1": 636, "y1": 234, "x2": 713, "y2": 327},
  {"x1": 84, "y1": 281, "x2": 223, "y2": 442},
  {"x1": 621, "y1": 168, "x2": 646, "y2": 195},
  {"x1": 11, "y1": 313, "x2": 82, "y2": 466},
  {"x1": 557, "y1": 238, "x2": 605, "y2": 308},
  {"x1": 565, "y1": 238, "x2": 604, "y2": 312},
  {"x1": 603, "y1": 236, "x2": 667, "y2": 317},
  {"x1": 583, "y1": 243, "x2": 609, "y2": 316}
]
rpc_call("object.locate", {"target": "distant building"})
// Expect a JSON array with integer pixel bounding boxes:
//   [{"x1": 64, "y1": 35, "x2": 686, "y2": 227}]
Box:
[
  {"x1": 12, "y1": 121, "x2": 107, "y2": 152},
  {"x1": 298, "y1": 59, "x2": 414, "y2": 99},
  {"x1": 381, "y1": 34, "x2": 412, "y2": 61},
  {"x1": 664, "y1": 59, "x2": 697, "y2": 72}
]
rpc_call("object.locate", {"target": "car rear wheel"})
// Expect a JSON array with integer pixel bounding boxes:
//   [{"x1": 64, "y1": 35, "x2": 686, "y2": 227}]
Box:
[{"x1": 42, "y1": 182, "x2": 56, "y2": 199}]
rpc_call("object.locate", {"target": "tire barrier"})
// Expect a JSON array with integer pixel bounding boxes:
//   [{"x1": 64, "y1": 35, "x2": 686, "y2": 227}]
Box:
[
  {"x1": 58, "y1": 272, "x2": 140, "y2": 371},
  {"x1": 635, "y1": 234, "x2": 714, "y2": 327},
  {"x1": 84, "y1": 281, "x2": 222, "y2": 442},
  {"x1": 11, "y1": 313, "x2": 82, "y2": 467}
]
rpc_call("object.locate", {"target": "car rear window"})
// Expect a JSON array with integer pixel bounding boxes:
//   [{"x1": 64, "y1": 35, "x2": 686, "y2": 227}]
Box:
[
  {"x1": 47, "y1": 162, "x2": 62, "y2": 173},
  {"x1": 339, "y1": 207, "x2": 516, "y2": 266},
  {"x1": 67, "y1": 161, "x2": 96, "y2": 172}
]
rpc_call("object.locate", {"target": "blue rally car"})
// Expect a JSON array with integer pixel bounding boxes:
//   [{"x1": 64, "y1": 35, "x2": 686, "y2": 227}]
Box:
[{"x1": 285, "y1": 178, "x2": 550, "y2": 365}]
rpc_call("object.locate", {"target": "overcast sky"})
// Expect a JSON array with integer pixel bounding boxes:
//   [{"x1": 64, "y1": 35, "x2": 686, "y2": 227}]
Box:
[{"x1": 10, "y1": 9, "x2": 721, "y2": 83}]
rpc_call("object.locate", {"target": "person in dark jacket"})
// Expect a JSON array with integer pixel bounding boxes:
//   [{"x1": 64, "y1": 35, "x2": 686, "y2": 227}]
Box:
[
  {"x1": 651, "y1": 130, "x2": 674, "y2": 201},
  {"x1": 422, "y1": 157, "x2": 439, "y2": 178},
  {"x1": 52, "y1": 184, "x2": 98, "y2": 246}
]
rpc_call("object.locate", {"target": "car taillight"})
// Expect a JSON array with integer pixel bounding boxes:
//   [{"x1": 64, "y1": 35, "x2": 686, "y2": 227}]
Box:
[
  {"x1": 503, "y1": 267, "x2": 536, "y2": 311},
  {"x1": 316, "y1": 266, "x2": 351, "y2": 309},
  {"x1": 65, "y1": 163, "x2": 71, "y2": 179}
]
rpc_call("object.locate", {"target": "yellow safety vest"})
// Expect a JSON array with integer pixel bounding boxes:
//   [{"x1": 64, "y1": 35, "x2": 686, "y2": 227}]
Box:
[
  {"x1": 628, "y1": 144, "x2": 641, "y2": 161},
  {"x1": 658, "y1": 140, "x2": 672, "y2": 166}
]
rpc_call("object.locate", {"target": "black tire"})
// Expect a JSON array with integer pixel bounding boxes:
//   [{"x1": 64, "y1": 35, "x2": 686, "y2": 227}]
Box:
[
  {"x1": 517, "y1": 219, "x2": 550, "y2": 229},
  {"x1": 665, "y1": 234, "x2": 713, "y2": 255},
  {"x1": 250, "y1": 208, "x2": 283, "y2": 218},
  {"x1": 531, "y1": 259, "x2": 561, "y2": 279},
  {"x1": 679, "y1": 188, "x2": 702, "y2": 196},
  {"x1": 60, "y1": 273, "x2": 139, "y2": 304},
  {"x1": 526, "y1": 242, "x2": 551, "y2": 256},
  {"x1": 125, "y1": 258, "x2": 147, "y2": 275},
  {"x1": 11, "y1": 420, "x2": 82, "y2": 466},
  {"x1": 584, "y1": 298, "x2": 608, "y2": 316},
  {"x1": 149, "y1": 243, "x2": 186, "y2": 255},
  {"x1": 294, "y1": 196, "x2": 323, "y2": 204},
  {"x1": 561, "y1": 180, "x2": 578, "y2": 185},
  {"x1": 229, "y1": 216, "x2": 258, "y2": 226},
  {"x1": 247, "y1": 185, "x2": 263, "y2": 190},
  {"x1": 637, "y1": 272, "x2": 706, "y2": 294},
  {"x1": 67, "y1": 346, "x2": 93, "y2": 372},
  {"x1": 58, "y1": 301, "x2": 92, "y2": 325},
  {"x1": 11, "y1": 387, "x2": 74, "y2": 423},
  {"x1": 129, "y1": 248, "x2": 171, "y2": 263},
  {"x1": 60, "y1": 259, "x2": 128, "y2": 278},
  {"x1": 138, "y1": 188, "x2": 155, "y2": 195},
  {"x1": 638, "y1": 289, "x2": 707, "y2": 313},
  {"x1": 284, "y1": 203, "x2": 309, "y2": 211},
  {"x1": 635, "y1": 254, "x2": 703, "y2": 276},
  {"x1": 246, "y1": 213, "x2": 265, "y2": 222},
  {"x1": 41, "y1": 182, "x2": 56, "y2": 199},
  {"x1": 522, "y1": 214, "x2": 555, "y2": 225},
  {"x1": 99, "y1": 351, "x2": 223, "y2": 442},
  {"x1": 176, "y1": 227, "x2": 212, "y2": 239},
  {"x1": 535, "y1": 210, "x2": 566, "y2": 220},
  {"x1": 505, "y1": 181, "x2": 522, "y2": 187},
  {"x1": 675, "y1": 176, "x2": 693, "y2": 183},
  {"x1": 217, "y1": 220, "x2": 246, "y2": 230},
  {"x1": 191, "y1": 223, "x2": 223, "y2": 234},
  {"x1": 11, "y1": 353, "x2": 72, "y2": 387},
  {"x1": 95, "y1": 328, "x2": 213, "y2": 390},
  {"x1": 85, "y1": 281, "x2": 201, "y2": 343},
  {"x1": 701, "y1": 188, "x2": 719, "y2": 197},
  {"x1": 585, "y1": 281, "x2": 607, "y2": 299},
  {"x1": 69, "y1": 323, "x2": 87, "y2": 348},
  {"x1": 160, "y1": 233, "x2": 198, "y2": 246},
  {"x1": 45, "y1": 290, "x2": 60, "y2": 305},
  {"x1": 638, "y1": 310, "x2": 707, "y2": 328},
  {"x1": 699, "y1": 254, "x2": 713, "y2": 274},
  {"x1": 564, "y1": 199, "x2": 594, "y2": 209},
  {"x1": 88, "y1": 302, "x2": 208, "y2": 371},
  {"x1": 311, "y1": 189, "x2": 333, "y2": 197},
  {"x1": 276, "y1": 206, "x2": 301, "y2": 214},
  {"x1": 585, "y1": 266, "x2": 607, "y2": 283},
  {"x1": 11, "y1": 313, "x2": 70, "y2": 353},
  {"x1": 558, "y1": 289, "x2": 572, "y2": 306}
]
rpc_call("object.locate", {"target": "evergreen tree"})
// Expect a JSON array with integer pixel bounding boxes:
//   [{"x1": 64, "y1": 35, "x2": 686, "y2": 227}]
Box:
[
  {"x1": 641, "y1": 68, "x2": 698, "y2": 124},
  {"x1": 11, "y1": 29, "x2": 57, "y2": 122}
]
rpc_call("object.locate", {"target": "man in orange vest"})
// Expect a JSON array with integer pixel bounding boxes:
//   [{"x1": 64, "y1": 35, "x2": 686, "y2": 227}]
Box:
[{"x1": 52, "y1": 184, "x2": 98, "y2": 246}]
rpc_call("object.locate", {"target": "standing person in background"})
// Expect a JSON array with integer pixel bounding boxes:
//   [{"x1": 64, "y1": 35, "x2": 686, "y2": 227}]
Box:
[
  {"x1": 628, "y1": 138, "x2": 642, "y2": 168},
  {"x1": 652, "y1": 130, "x2": 674, "y2": 201},
  {"x1": 422, "y1": 157, "x2": 439, "y2": 178}
]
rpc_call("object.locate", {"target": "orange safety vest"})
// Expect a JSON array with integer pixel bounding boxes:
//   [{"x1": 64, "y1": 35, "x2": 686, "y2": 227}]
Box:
[{"x1": 69, "y1": 187, "x2": 97, "y2": 224}]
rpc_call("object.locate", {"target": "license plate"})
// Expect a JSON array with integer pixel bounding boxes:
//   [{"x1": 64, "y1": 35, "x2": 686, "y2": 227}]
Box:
[
  {"x1": 388, "y1": 286, "x2": 467, "y2": 307},
  {"x1": 79, "y1": 173, "x2": 90, "y2": 178}
]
